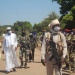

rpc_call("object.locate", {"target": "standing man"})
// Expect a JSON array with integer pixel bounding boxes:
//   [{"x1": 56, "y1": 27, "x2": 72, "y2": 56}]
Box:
[
  {"x1": 2, "y1": 27, "x2": 20, "y2": 74},
  {"x1": 69, "y1": 30, "x2": 75, "y2": 72},
  {"x1": 40, "y1": 30, "x2": 46, "y2": 46},
  {"x1": 29, "y1": 32, "x2": 36, "y2": 62},
  {"x1": 63, "y1": 31, "x2": 71, "y2": 70},
  {"x1": 41, "y1": 19, "x2": 67, "y2": 75},
  {"x1": 18, "y1": 31, "x2": 29, "y2": 68}
]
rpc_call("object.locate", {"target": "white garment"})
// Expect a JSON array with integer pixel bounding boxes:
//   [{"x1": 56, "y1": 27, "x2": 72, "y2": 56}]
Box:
[
  {"x1": 3, "y1": 33, "x2": 20, "y2": 71},
  {"x1": 3, "y1": 33, "x2": 17, "y2": 48}
]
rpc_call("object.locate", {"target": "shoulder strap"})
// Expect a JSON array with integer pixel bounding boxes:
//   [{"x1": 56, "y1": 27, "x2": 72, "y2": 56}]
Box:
[
  {"x1": 50, "y1": 33, "x2": 54, "y2": 41},
  {"x1": 46, "y1": 32, "x2": 51, "y2": 41},
  {"x1": 46, "y1": 32, "x2": 63, "y2": 43},
  {"x1": 58, "y1": 32, "x2": 62, "y2": 42},
  {"x1": 57, "y1": 32, "x2": 64, "y2": 51}
]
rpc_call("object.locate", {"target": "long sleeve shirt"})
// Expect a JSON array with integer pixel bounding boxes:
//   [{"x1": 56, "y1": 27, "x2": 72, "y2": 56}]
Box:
[
  {"x1": 41, "y1": 32, "x2": 67, "y2": 60},
  {"x1": 3, "y1": 33, "x2": 18, "y2": 51}
]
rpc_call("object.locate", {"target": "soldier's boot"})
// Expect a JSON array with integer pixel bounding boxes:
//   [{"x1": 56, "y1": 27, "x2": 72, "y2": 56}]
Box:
[
  {"x1": 71, "y1": 64, "x2": 75, "y2": 73},
  {"x1": 63, "y1": 63, "x2": 69, "y2": 70},
  {"x1": 24, "y1": 59, "x2": 28, "y2": 69},
  {"x1": 20, "y1": 61, "x2": 23, "y2": 68},
  {"x1": 24, "y1": 63, "x2": 27, "y2": 69},
  {"x1": 19, "y1": 57, "x2": 23, "y2": 68},
  {"x1": 29, "y1": 53, "x2": 32, "y2": 62}
]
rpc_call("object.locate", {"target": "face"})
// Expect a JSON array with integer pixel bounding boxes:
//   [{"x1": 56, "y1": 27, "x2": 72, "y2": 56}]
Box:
[
  {"x1": 52, "y1": 24, "x2": 60, "y2": 29},
  {"x1": 52, "y1": 24, "x2": 60, "y2": 32},
  {"x1": 7, "y1": 30, "x2": 11, "y2": 34}
]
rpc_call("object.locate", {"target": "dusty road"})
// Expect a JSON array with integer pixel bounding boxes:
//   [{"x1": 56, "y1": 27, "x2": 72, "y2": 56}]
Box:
[
  {"x1": 0, "y1": 45, "x2": 75, "y2": 75},
  {"x1": 0, "y1": 46, "x2": 46, "y2": 75}
]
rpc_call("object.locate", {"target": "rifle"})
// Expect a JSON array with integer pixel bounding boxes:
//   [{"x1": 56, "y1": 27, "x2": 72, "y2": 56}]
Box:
[
  {"x1": 19, "y1": 40, "x2": 28, "y2": 49},
  {"x1": 48, "y1": 41, "x2": 62, "y2": 69},
  {"x1": 47, "y1": 34, "x2": 62, "y2": 70}
]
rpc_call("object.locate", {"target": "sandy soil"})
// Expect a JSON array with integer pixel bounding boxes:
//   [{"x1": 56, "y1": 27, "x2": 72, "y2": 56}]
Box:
[{"x1": 0, "y1": 45, "x2": 75, "y2": 75}]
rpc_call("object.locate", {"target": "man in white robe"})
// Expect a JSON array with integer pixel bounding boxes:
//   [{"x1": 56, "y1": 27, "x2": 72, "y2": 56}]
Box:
[
  {"x1": 41, "y1": 19, "x2": 67, "y2": 75},
  {"x1": 2, "y1": 27, "x2": 20, "y2": 74}
]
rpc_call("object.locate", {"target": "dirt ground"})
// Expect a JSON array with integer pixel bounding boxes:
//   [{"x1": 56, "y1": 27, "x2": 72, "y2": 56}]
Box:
[{"x1": 0, "y1": 45, "x2": 75, "y2": 75}]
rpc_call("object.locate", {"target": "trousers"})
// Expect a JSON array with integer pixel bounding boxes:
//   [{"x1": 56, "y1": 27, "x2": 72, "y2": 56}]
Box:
[{"x1": 46, "y1": 53, "x2": 62, "y2": 75}]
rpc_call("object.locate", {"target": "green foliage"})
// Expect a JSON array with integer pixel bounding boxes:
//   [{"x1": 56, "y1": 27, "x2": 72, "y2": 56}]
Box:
[
  {"x1": 33, "y1": 12, "x2": 59, "y2": 33},
  {"x1": 62, "y1": 12, "x2": 73, "y2": 22},
  {"x1": 0, "y1": 21, "x2": 32, "y2": 36},
  {"x1": 13, "y1": 21, "x2": 32, "y2": 35},
  {"x1": 52, "y1": 0, "x2": 75, "y2": 29},
  {"x1": 71, "y1": 5, "x2": 75, "y2": 15},
  {"x1": 52, "y1": 0, "x2": 75, "y2": 15}
]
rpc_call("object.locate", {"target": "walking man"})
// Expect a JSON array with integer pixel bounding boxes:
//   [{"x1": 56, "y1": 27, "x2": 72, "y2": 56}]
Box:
[
  {"x1": 29, "y1": 33, "x2": 36, "y2": 62},
  {"x1": 19, "y1": 30, "x2": 29, "y2": 68},
  {"x1": 2, "y1": 27, "x2": 20, "y2": 74},
  {"x1": 41, "y1": 19, "x2": 67, "y2": 75}
]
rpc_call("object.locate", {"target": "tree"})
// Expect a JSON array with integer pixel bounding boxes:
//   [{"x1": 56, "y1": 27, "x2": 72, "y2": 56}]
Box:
[
  {"x1": 52, "y1": 0, "x2": 75, "y2": 15},
  {"x1": 52, "y1": 0, "x2": 75, "y2": 29},
  {"x1": 13, "y1": 21, "x2": 32, "y2": 35},
  {"x1": 33, "y1": 12, "x2": 59, "y2": 33}
]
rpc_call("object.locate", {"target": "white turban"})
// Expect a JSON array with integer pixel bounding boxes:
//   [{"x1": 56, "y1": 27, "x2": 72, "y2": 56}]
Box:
[{"x1": 6, "y1": 27, "x2": 11, "y2": 30}]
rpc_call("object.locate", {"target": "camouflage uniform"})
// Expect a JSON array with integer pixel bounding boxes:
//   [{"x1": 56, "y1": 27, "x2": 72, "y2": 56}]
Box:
[
  {"x1": 29, "y1": 33, "x2": 36, "y2": 62},
  {"x1": 63, "y1": 33, "x2": 71, "y2": 70},
  {"x1": 69, "y1": 33, "x2": 75, "y2": 72},
  {"x1": 18, "y1": 32, "x2": 30, "y2": 68}
]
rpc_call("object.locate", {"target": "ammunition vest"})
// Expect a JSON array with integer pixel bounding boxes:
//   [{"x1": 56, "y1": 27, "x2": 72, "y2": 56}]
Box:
[
  {"x1": 66, "y1": 34, "x2": 71, "y2": 41},
  {"x1": 71, "y1": 35, "x2": 75, "y2": 40},
  {"x1": 46, "y1": 32, "x2": 63, "y2": 56}
]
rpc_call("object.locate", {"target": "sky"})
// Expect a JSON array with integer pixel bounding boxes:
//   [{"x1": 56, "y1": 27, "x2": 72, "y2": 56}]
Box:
[{"x1": 0, "y1": 0, "x2": 60, "y2": 25}]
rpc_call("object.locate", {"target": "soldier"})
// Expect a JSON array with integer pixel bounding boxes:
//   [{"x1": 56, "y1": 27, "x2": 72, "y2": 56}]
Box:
[
  {"x1": 69, "y1": 30, "x2": 75, "y2": 72},
  {"x1": 63, "y1": 30, "x2": 71, "y2": 70},
  {"x1": 41, "y1": 19, "x2": 67, "y2": 75},
  {"x1": 29, "y1": 32, "x2": 36, "y2": 62},
  {"x1": 18, "y1": 31, "x2": 29, "y2": 68},
  {"x1": 39, "y1": 30, "x2": 46, "y2": 46},
  {"x1": 32, "y1": 31, "x2": 38, "y2": 47}
]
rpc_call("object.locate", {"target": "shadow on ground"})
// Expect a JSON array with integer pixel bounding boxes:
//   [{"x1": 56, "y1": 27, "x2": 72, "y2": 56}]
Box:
[
  {"x1": 62, "y1": 74, "x2": 69, "y2": 75},
  {"x1": 0, "y1": 70, "x2": 6, "y2": 74}
]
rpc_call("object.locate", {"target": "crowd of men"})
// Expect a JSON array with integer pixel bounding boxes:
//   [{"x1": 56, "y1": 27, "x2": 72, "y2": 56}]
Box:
[
  {"x1": 18, "y1": 30, "x2": 37, "y2": 68},
  {"x1": 41, "y1": 19, "x2": 75, "y2": 75},
  {"x1": 0, "y1": 19, "x2": 75, "y2": 75},
  {"x1": 62, "y1": 29, "x2": 75, "y2": 72}
]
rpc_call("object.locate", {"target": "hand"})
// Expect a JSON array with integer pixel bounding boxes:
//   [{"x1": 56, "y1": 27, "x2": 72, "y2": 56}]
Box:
[
  {"x1": 41, "y1": 59, "x2": 46, "y2": 66},
  {"x1": 15, "y1": 47, "x2": 17, "y2": 50},
  {"x1": 2, "y1": 51, "x2": 4, "y2": 54}
]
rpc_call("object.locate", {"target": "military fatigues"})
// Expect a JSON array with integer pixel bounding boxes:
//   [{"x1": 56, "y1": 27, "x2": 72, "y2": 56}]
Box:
[
  {"x1": 29, "y1": 34, "x2": 36, "y2": 62},
  {"x1": 63, "y1": 33, "x2": 72, "y2": 70},
  {"x1": 19, "y1": 34, "x2": 30, "y2": 68},
  {"x1": 69, "y1": 34, "x2": 75, "y2": 72}
]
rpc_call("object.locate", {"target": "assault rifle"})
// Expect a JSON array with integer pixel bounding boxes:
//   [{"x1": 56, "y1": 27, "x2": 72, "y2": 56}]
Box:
[
  {"x1": 48, "y1": 40, "x2": 62, "y2": 70},
  {"x1": 19, "y1": 40, "x2": 28, "y2": 49}
]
